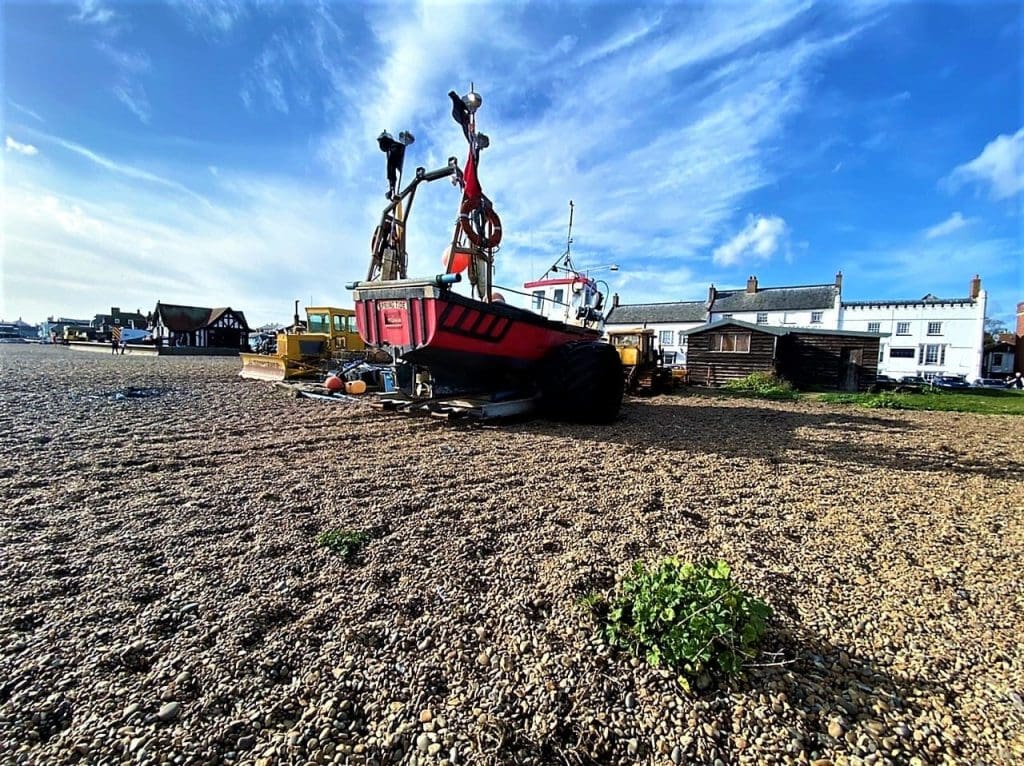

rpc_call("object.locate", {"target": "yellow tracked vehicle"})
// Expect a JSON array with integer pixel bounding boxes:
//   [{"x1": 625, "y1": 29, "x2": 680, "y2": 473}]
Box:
[
  {"x1": 608, "y1": 328, "x2": 673, "y2": 395},
  {"x1": 239, "y1": 302, "x2": 366, "y2": 381}
]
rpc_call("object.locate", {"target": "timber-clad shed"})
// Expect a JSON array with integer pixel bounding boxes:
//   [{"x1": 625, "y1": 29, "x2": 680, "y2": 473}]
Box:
[
  {"x1": 151, "y1": 302, "x2": 250, "y2": 350},
  {"x1": 681, "y1": 319, "x2": 886, "y2": 391}
]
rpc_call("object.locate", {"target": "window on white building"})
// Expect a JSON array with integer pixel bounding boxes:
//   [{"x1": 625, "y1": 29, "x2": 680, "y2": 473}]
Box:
[
  {"x1": 811, "y1": 311, "x2": 823, "y2": 324},
  {"x1": 927, "y1": 321, "x2": 942, "y2": 336},
  {"x1": 756, "y1": 312, "x2": 768, "y2": 324},
  {"x1": 531, "y1": 291, "x2": 544, "y2": 310},
  {"x1": 919, "y1": 344, "x2": 946, "y2": 366},
  {"x1": 867, "y1": 322, "x2": 880, "y2": 333},
  {"x1": 890, "y1": 348, "x2": 915, "y2": 358},
  {"x1": 878, "y1": 346, "x2": 885, "y2": 363},
  {"x1": 677, "y1": 330, "x2": 686, "y2": 345},
  {"x1": 659, "y1": 330, "x2": 673, "y2": 346},
  {"x1": 896, "y1": 321, "x2": 911, "y2": 335},
  {"x1": 721, "y1": 313, "x2": 733, "y2": 319}
]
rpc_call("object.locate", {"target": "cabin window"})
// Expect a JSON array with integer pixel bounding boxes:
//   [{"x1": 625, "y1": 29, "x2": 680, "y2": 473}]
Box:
[
  {"x1": 868, "y1": 322, "x2": 880, "y2": 333},
  {"x1": 889, "y1": 348, "x2": 915, "y2": 358},
  {"x1": 993, "y1": 352, "x2": 1003, "y2": 365},
  {"x1": 659, "y1": 330, "x2": 673, "y2": 346},
  {"x1": 553, "y1": 289, "x2": 565, "y2": 305},
  {"x1": 531, "y1": 291, "x2": 544, "y2": 310},
  {"x1": 927, "y1": 321, "x2": 942, "y2": 336},
  {"x1": 663, "y1": 352, "x2": 677, "y2": 364},
  {"x1": 610, "y1": 333, "x2": 640, "y2": 347},
  {"x1": 756, "y1": 312, "x2": 768, "y2": 324},
  {"x1": 896, "y1": 321, "x2": 911, "y2": 335},
  {"x1": 811, "y1": 311, "x2": 823, "y2": 324},
  {"x1": 709, "y1": 332, "x2": 750, "y2": 353},
  {"x1": 307, "y1": 313, "x2": 330, "y2": 333}
]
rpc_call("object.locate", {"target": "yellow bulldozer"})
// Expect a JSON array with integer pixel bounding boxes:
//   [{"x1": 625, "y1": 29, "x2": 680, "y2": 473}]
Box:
[
  {"x1": 239, "y1": 302, "x2": 367, "y2": 381},
  {"x1": 607, "y1": 328, "x2": 674, "y2": 395}
]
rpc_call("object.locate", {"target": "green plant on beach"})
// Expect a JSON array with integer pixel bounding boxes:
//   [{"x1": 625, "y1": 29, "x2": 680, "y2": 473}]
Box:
[
  {"x1": 599, "y1": 558, "x2": 770, "y2": 684},
  {"x1": 723, "y1": 372, "x2": 797, "y2": 399},
  {"x1": 316, "y1": 529, "x2": 370, "y2": 558}
]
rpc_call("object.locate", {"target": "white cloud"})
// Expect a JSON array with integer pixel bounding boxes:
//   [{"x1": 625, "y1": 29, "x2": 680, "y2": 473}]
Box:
[
  {"x1": 71, "y1": 0, "x2": 115, "y2": 25},
  {"x1": 712, "y1": 215, "x2": 788, "y2": 266},
  {"x1": 5, "y1": 137, "x2": 39, "y2": 156},
  {"x1": 113, "y1": 83, "x2": 152, "y2": 123},
  {"x1": 8, "y1": 100, "x2": 44, "y2": 123},
  {"x1": 35, "y1": 132, "x2": 208, "y2": 206},
  {"x1": 924, "y1": 211, "x2": 973, "y2": 239},
  {"x1": 946, "y1": 127, "x2": 1024, "y2": 201}
]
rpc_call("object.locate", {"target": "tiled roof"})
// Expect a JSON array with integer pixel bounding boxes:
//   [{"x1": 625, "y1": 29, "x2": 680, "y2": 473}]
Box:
[
  {"x1": 155, "y1": 303, "x2": 250, "y2": 332},
  {"x1": 606, "y1": 301, "x2": 707, "y2": 324},
  {"x1": 711, "y1": 284, "x2": 838, "y2": 312}
]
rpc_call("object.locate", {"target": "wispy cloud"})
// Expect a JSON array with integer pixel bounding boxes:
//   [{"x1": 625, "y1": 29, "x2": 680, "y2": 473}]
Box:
[
  {"x1": 5, "y1": 137, "x2": 39, "y2": 156},
  {"x1": 924, "y1": 211, "x2": 974, "y2": 239},
  {"x1": 175, "y1": 0, "x2": 247, "y2": 33},
  {"x1": 36, "y1": 133, "x2": 207, "y2": 205},
  {"x1": 8, "y1": 100, "x2": 45, "y2": 123},
  {"x1": 945, "y1": 127, "x2": 1024, "y2": 201},
  {"x1": 712, "y1": 215, "x2": 789, "y2": 266},
  {"x1": 113, "y1": 83, "x2": 151, "y2": 123},
  {"x1": 71, "y1": 0, "x2": 115, "y2": 26}
]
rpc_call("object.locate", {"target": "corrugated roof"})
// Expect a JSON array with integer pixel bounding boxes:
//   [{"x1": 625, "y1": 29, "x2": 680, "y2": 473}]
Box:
[
  {"x1": 680, "y1": 318, "x2": 888, "y2": 339},
  {"x1": 606, "y1": 301, "x2": 707, "y2": 324},
  {"x1": 711, "y1": 284, "x2": 838, "y2": 312}
]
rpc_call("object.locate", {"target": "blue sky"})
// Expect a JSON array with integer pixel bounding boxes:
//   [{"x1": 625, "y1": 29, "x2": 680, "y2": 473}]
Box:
[{"x1": 2, "y1": 0, "x2": 1021, "y2": 327}]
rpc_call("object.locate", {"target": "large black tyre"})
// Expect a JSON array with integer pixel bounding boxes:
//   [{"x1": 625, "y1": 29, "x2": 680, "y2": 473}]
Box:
[{"x1": 538, "y1": 341, "x2": 624, "y2": 424}]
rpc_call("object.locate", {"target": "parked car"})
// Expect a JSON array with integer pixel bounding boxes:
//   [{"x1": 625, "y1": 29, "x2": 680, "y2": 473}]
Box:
[
  {"x1": 931, "y1": 375, "x2": 971, "y2": 390},
  {"x1": 871, "y1": 374, "x2": 898, "y2": 391},
  {"x1": 899, "y1": 376, "x2": 929, "y2": 386},
  {"x1": 973, "y1": 377, "x2": 1009, "y2": 389}
]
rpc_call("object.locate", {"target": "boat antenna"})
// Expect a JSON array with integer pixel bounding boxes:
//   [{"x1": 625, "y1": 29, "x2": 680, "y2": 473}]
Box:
[
  {"x1": 541, "y1": 200, "x2": 577, "y2": 278},
  {"x1": 565, "y1": 199, "x2": 574, "y2": 266}
]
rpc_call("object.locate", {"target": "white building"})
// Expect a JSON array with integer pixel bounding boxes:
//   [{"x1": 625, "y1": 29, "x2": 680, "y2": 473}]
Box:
[{"x1": 605, "y1": 273, "x2": 987, "y2": 380}]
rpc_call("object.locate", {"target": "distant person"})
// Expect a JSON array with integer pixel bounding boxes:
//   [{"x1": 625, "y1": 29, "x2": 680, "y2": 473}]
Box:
[
  {"x1": 111, "y1": 337, "x2": 118, "y2": 355},
  {"x1": 1010, "y1": 372, "x2": 1024, "y2": 390},
  {"x1": 120, "y1": 338, "x2": 127, "y2": 355}
]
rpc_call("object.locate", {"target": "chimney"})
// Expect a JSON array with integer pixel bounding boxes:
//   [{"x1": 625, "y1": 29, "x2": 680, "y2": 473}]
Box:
[
  {"x1": 707, "y1": 284, "x2": 717, "y2": 305},
  {"x1": 746, "y1": 275, "x2": 757, "y2": 294},
  {"x1": 612, "y1": 293, "x2": 620, "y2": 308},
  {"x1": 835, "y1": 271, "x2": 843, "y2": 291},
  {"x1": 969, "y1": 274, "x2": 981, "y2": 299}
]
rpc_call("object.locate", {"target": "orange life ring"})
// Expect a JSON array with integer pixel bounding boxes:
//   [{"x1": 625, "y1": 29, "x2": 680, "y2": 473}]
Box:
[{"x1": 459, "y1": 197, "x2": 502, "y2": 249}]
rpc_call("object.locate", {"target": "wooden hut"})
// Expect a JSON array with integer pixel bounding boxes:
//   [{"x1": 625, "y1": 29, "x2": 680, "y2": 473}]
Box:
[{"x1": 681, "y1": 319, "x2": 884, "y2": 391}]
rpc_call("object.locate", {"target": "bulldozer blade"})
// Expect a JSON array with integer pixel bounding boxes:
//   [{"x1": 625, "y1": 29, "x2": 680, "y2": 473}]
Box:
[{"x1": 239, "y1": 354, "x2": 290, "y2": 381}]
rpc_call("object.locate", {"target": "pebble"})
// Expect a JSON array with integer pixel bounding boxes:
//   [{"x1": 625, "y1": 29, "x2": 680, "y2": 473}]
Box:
[{"x1": 157, "y1": 702, "x2": 180, "y2": 722}]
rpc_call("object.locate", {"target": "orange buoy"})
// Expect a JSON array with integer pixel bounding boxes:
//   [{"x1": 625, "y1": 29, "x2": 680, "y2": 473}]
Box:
[
  {"x1": 442, "y1": 245, "x2": 471, "y2": 274},
  {"x1": 345, "y1": 379, "x2": 367, "y2": 395},
  {"x1": 324, "y1": 375, "x2": 343, "y2": 393}
]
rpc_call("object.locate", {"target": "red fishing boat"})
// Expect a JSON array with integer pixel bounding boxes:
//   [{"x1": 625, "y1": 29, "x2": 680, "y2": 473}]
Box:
[{"x1": 347, "y1": 86, "x2": 622, "y2": 421}]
